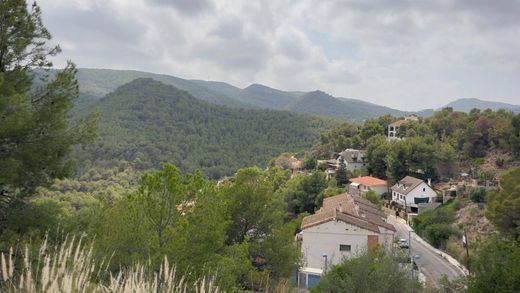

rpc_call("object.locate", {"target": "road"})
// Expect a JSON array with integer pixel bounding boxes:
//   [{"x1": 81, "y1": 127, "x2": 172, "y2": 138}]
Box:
[{"x1": 386, "y1": 214, "x2": 465, "y2": 285}]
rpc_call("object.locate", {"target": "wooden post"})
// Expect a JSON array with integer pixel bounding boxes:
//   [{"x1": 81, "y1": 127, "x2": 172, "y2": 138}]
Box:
[{"x1": 463, "y1": 229, "x2": 470, "y2": 273}]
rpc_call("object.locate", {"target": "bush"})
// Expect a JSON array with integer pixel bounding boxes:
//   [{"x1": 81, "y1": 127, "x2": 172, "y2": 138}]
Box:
[
  {"x1": 425, "y1": 223, "x2": 453, "y2": 249},
  {"x1": 412, "y1": 202, "x2": 455, "y2": 249},
  {"x1": 311, "y1": 248, "x2": 422, "y2": 293},
  {"x1": 364, "y1": 190, "x2": 383, "y2": 209},
  {"x1": 469, "y1": 188, "x2": 487, "y2": 203}
]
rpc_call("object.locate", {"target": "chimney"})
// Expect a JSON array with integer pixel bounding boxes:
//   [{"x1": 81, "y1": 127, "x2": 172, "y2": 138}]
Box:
[{"x1": 427, "y1": 178, "x2": 432, "y2": 186}]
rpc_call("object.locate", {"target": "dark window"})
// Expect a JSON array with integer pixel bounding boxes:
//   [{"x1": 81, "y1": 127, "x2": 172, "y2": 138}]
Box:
[
  {"x1": 339, "y1": 244, "x2": 351, "y2": 251},
  {"x1": 423, "y1": 188, "x2": 426, "y2": 191}
]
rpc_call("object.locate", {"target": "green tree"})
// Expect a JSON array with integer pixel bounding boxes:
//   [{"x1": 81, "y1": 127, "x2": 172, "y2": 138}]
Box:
[
  {"x1": 365, "y1": 135, "x2": 388, "y2": 179},
  {"x1": 364, "y1": 190, "x2": 382, "y2": 209},
  {"x1": 283, "y1": 171, "x2": 327, "y2": 215},
  {"x1": 224, "y1": 167, "x2": 285, "y2": 245},
  {"x1": 0, "y1": 0, "x2": 97, "y2": 231},
  {"x1": 469, "y1": 187, "x2": 486, "y2": 203},
  {"x1": 468, "y1": 236, "x2": 520, "y2": 293},
  {"x1": 335, "y1": 158, "x2": 348, "y2": 186},
  {"x1": 312, "y1": 248, "x2": 421, "y2": 293},
  {"x1": 486, "y1": 166, "x2": 520, "y2": 239}
]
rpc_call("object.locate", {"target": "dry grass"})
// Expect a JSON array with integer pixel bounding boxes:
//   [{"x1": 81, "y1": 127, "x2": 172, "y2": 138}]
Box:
[{"x1": 1, "y1": 236, "x2": 218, "y2": 293}]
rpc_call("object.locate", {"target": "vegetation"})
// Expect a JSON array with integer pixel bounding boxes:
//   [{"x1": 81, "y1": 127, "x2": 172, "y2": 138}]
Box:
[
  {"x1": 0, "y1": 0, "x2": 97, "y2": 235},
  {"x1": 314, "y1": 108, "x2": 520, "y2": 183},
  {"x1": 311, "y1": 247, "x2": 422, "y2": 293},
  {"x1": 412, "y1": 201, "x2": 457, "y2": 249},
  {"x1": 76, "y1": 78, "x2": 339, "y2": 179},
  {"x1": 0, "y1": 236, "x2": 218, "y2": 292},
  {"x1": 486, "y1": 166, "x2": 520, "y2": 239}
]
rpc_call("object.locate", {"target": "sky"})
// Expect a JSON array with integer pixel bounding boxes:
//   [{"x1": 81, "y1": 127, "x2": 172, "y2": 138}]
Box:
[{"x1": 39, "y1": 0, "x2": 520, "y2": 111}]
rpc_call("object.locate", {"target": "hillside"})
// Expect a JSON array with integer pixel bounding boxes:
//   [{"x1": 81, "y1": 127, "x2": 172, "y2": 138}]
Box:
[
  {"x1": 77, "y1": 78, "x2": 340, "y2": 178},
  {"x1": 443, "y1": 98, "x2": 520, "y2": 113},
  {"x1": 39, "y1": 68, "x2": 415, "y2": 120},
  {"x1": 285, "y1": 91, "x2": 407, "y2": 121}
]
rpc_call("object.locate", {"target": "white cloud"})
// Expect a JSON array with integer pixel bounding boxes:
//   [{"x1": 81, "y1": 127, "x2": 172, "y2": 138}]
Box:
[{"x1": 39, "y1": 0, "x2": 520, "y2": 110}]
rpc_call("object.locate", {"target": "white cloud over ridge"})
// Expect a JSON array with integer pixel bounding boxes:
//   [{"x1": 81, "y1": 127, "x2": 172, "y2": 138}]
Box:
[{"x1": 40, "y1": 0, "x2": 520, "y2": 110}]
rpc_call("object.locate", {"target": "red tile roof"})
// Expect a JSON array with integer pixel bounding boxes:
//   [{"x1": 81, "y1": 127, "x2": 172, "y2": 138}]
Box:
[{"x1": 350, "y1": 176, "x2": 387, "y2": 186}]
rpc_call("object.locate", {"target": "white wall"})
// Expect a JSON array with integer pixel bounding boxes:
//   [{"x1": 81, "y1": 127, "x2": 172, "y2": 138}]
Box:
[
  {"x1": 392, "y1": 182, "x2": 437, "y2": 207},
  {"x1": 349, "y1": 184, "x2": 387, "y2": 196},
  {"x1": 301, "y1": 220, "x2": 394, "y2": 270},
  {"x1": 405, "y1": 182, "x2": 437, "y2": 205},
  {"x1": 345, "y1": 162, "x2": 364, "y2": 171},
  {"x1": 302, "y1": 221, "x2": 373, "y2": 270},
  {"x1": 370, "y1": 185, "x2": 388, "y2": 196}
]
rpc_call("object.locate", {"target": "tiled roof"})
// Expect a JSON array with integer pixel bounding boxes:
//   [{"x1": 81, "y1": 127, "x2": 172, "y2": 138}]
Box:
[
  {"x1": 301, "y1": 193, "x2": 396, "y2": 232},
  {"x1": 350, "y1": 176, "x2": 387, "y2": 186},
  {"x1": 391, "y1": 176, "x2": 424, "y2": 195},
  {"x1": 338, "y1": 149, "x2": 364, "y2": 164}
]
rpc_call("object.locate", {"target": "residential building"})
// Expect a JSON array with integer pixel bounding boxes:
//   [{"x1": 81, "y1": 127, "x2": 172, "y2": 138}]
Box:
[
  {"x1": 390, "y1": 176, "x2": 437, "y2": 213},
  {"x1": 349, "y1": 176, "x2": 388, "y2": 197},
  {"x1": 298, "y1": 193, "x2": 396, "y2": 288},
  {"x1": 387, "y1": 115, "x2": 419, "y2": 140},
  {"x1": 337, "y1": 148, "x2": 365, "y2": 172}
]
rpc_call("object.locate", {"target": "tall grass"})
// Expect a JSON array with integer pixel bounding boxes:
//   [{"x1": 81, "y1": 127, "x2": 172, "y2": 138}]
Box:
[{"x1": 0, "y1": 236, "x2": 218, "y2": 293}]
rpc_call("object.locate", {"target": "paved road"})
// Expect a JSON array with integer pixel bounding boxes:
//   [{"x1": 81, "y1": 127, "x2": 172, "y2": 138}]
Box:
[{"x1": 386, "y1": 215, "x2": 464, "y2": 285}]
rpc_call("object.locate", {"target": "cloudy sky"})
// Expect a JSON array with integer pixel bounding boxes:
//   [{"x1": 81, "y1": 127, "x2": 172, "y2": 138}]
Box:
[{"x1": 39, "y1": 0, "x2": 520, "y2": 110}]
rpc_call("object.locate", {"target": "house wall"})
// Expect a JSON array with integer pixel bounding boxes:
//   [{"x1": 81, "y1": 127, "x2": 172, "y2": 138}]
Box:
[
  {"x1": 349, "y1": 184, "x2": 387, "y2": 196},
  {"x1": 345, "y1": 162, "x2": 364, "y2": 172},
  {"x1": 301, "y1": 221, "x2": 375, "y2": 270},
  {"x1": 391, "y1": 182, "x2": 437, "y2": 208}
]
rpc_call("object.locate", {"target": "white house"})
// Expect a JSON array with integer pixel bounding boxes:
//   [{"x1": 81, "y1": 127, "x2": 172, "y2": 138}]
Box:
[
  {"x1": 388, "y1": 115, "x2": 419, "y2": 140},
  {"x1": 391, "y1": 176, "x2": 437, "y2": 213},
  {"x1": 349, "y1": 176, "x2": 388, "y2": 197},
  {"x1": 337, "y1": 149, "x2": 365, "y2": 172},
  {"x1": 299, "y1": 193, "x2": 396, "y2": 287}
]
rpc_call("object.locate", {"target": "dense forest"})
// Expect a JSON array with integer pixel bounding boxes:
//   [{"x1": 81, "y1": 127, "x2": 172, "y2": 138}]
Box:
[
  {"x1": 314, "y1": 109, "x2": 520, "y2": 183},
  {"x1": 75, "y1": 78, "x2": 339, "y2": 179}
]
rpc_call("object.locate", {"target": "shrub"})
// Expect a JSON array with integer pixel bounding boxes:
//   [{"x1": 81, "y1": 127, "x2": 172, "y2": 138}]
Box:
[
  {"x1": 425, "y1": 223, "x2": 453, "y2": 249},
  {"x1": 469, "y1": 188, "x2": 486, "y2": 203}
]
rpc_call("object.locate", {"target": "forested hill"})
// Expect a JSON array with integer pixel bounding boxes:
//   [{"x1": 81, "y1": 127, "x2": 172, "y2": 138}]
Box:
[
  {"x1": 41, "y1": 68, "x2": 415, "y2": 121},
  {"x1": 284, "y1": 90, "x2": 406, "y2": 120},
  {"x1": 443, "y1": 98, "x2": 520, "y2": 113},
  {"x1": 77, "y1": 78, "x2": 340, "y2": 178}
]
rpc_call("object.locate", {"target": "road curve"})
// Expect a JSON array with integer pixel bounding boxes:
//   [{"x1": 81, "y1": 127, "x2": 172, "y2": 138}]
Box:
[{"x1": 386, "y1": 214, "x2": 465, "y2": 284}]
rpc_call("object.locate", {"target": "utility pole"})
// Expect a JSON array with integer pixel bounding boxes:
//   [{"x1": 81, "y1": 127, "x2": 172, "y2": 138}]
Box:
[{"x1": 463, "y1": 229, "x2": 470, "y2": 273}]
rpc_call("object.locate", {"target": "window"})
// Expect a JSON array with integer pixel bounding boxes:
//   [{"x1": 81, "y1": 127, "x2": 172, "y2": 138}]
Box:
[
  {"x1": 339, "y1": 244, "x2": 351, "y2": 251},
  {"x1": 423, "y1": 188, "x2": 426, "y2": 192}
]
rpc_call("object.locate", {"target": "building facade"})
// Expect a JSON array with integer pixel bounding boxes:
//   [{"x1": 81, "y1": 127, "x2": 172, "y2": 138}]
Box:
[{"x1": 391, "y1": 176, "x2": 437, "y2": 213}]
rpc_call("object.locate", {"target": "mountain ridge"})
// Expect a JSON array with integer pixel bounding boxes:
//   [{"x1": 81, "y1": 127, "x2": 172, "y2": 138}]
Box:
[{"x1": 78, "y1": 78, "x2": 340, "y2": 178}]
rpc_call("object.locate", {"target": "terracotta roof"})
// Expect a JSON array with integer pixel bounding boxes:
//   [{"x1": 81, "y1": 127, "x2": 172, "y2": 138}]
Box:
[
  {"x1": 350, "y1": 176, "x2": 387, "y2": 186},
  {"x1": 391, "y1": 176, "x2": 425, "y2": 195},
  {"x1": 301, "y1": 208, "x2": 336, "y2": 229},
  {"x1": 301, "y1": 193, "x2": 396, "y2": 232}
]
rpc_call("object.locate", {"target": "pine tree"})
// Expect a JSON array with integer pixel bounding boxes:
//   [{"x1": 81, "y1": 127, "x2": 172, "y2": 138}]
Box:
[{"x1": 0, "y1": 0, "x2": 97, "y2": 224}]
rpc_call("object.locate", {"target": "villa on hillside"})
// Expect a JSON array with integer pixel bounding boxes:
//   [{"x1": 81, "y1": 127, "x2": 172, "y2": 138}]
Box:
[
  {"x1": 348, "y1": 176, "x2": 388, "y2": 197},
  {"x1": 317, "y1": 148, "x2": 366, "y2": 180},
  {"x1": 337, "y1": 148, "x2": 365, "y2": 172},
  {"x1": 390, "y1": 176, "x2": 437, "y2": 214},
  {"x1": 388, "y1": 115, "x2": 419, "y2": 140},
  {"x1": 297, "y1": 193, "x2": 396, "y2": 288}
]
